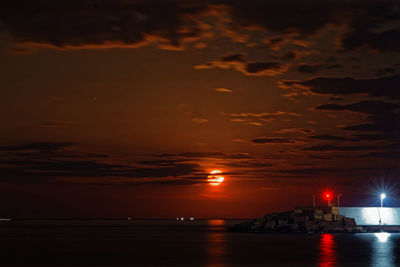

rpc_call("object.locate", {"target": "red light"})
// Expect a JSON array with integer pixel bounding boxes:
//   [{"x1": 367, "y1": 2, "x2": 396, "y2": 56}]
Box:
[{"x1": 324, "y1": 192, "x2": 332, "y2": 199}]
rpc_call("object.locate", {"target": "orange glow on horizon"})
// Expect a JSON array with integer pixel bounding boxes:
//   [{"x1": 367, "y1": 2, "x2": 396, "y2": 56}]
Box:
[{"x1": 207, "y1": 170, "x2": 225, "y2": 186}]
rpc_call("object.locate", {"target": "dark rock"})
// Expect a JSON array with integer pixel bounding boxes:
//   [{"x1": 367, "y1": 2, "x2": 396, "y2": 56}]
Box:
[
  {"x1": 228, "y1": 221, "x2": 253, "y2": 232},
  {"x1": 343, "y1": 217, "x2": 356, "y2": 228},
  {"x1": 264, "y1": 219, "x2": 277, "y2": 230},
  {"x1": 250, "y1": 217, "x2": 266, "y2": 231},
  {"x1": 289, "y1": 223, "x2": 299, "y2": 231},
  {"x1": 323, "y1": 214, "x2": 333, "y2": 222},
  {"x1": 306, "y1": 222, "x2": 320, "y2": 233},
  {"x1": 229, "y1": 206, "x2": 363, "y2": 234}
]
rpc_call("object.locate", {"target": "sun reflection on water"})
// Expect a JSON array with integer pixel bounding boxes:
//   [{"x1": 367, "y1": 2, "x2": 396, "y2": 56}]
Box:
[
  {"x1": 319, "y1": 234, "x2": 337, "y2": 267},
  {"x1": 206, "y1": 219, "x2": 226, "y2": 227},
  {"x1": 206, "y1": 229, "x2": 227, "y2": 267}
]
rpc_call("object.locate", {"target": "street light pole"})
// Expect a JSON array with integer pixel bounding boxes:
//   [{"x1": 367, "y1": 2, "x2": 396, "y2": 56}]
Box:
[
  {"x1": 325, "y1": 192, "x2": 332, "y2": 207},
  {"x1": 380, "y1": 193, "x2": 386, "y2": 208}
]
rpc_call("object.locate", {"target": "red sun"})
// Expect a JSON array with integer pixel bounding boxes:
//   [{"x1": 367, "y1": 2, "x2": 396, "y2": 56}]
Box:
[{"x1": 207, "y1": 170, "x2": 224, "y2": 186}]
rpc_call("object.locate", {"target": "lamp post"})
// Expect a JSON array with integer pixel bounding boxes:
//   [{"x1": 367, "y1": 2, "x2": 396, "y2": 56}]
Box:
[
  {"x1": 380, "y1": 193, "x2": 386, "y2": 208},
  {"x1": 325, "y1": 192, "x2": 332, "y2": 207}
]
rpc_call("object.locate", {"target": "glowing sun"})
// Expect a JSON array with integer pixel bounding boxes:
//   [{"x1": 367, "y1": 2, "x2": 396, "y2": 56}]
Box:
[{"x1": 207, "y1": 170, "x2": 224, "y2": 186}]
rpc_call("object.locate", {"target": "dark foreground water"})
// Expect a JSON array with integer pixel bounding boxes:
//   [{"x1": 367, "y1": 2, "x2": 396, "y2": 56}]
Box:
[{"x1": 1, "y1": 219, "x2": 400, "y2": 266}]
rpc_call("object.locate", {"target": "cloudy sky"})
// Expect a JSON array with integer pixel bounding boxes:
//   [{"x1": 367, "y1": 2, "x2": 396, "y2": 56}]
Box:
[{"x1": 0, "y1": 0, "x2": 399, "y2": 218}]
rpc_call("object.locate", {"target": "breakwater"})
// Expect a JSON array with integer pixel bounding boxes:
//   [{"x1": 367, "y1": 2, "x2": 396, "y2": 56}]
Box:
[{"x1": 229, "y1": 206, "x2": 363, "y2": 233}]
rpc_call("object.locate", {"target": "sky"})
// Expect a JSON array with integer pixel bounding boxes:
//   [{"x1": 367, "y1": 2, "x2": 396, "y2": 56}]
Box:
[{"x1": 0, "y1": 0, "x2": 399, "y2": 218}]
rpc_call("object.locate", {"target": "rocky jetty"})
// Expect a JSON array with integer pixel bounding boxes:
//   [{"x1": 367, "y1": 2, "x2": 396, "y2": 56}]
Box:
[{"x1": 229, "y1": 206, "x2": 363, "y2": 233}]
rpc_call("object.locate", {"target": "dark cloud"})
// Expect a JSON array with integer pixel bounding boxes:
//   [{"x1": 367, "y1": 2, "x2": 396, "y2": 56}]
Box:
[
  {"x1": 351, "y1": 133, "x2": 394, "y2": 141},
  {"x1": 325, "y1": 64, "x2": 342, "y2": 70},
  {"x1": 329, "y1": 96, "x2": 343, "y2": 101},
  {"x1": 315, "y1": 100, "x2": 400, "y2": 115},
  {"x1": 228, "y1": 1, "x2": 356, "y2": 35},
  {"x1": 308, "y1": 135, "x2": 350, "y2": 141},
  {"x1": 0, "y1": 142, "x2": 201, "y2": 185},
  {"x1": 308, "y1": 155, "x2": 335, "y2": 160},
  {"x1": 360, "y1": 151, "x2": 400, "y2": 159},
  {"x1": 324, "y1": 56, "x2": 337, "y2": 63},
  {"x1": 296, "y1": 63, "x2": 342, "y2": 73},
  {"x1": 281, "y1": 75, "x2": 400, "y2": 100},
  {"x1": 346, "y1": 57, "x2": 360, "y2": 62},
  {"x1": 302, "y1": 144, "x2": 377, "y2": 152},
  {"x1": 276, "y1": 128, "x2": 313, "y2": 134},
  {"x1": 195, "y1": 53, "x2": 289, "y2": 76},
  {"x1": 221, "y1": 161, "x2": 274, "y2": 168},
  {"x1": 219, "y1": 52, "x2": 246, "y2": 62},
  {"x1": 226, "y1": 1, "x2": 399, "y2": 54},
  {"x1": 127, "y1": 163, "x2": 199, "y2": 179},
  {"x1": 0, "y1": 0, "x2": 208, "y2": 51},
  {"x1": 1, "y1": 0, "x2": 398, "y2": 55},
  {"x1": 296, "y1": 63, "x2": 321, "y2": 73},
  {"x1": 342, "y1": 29, "x2": 400, "y2": 53},
  {"x1": 343, "y1": 112, "x2": 400, "y2": 132},
  {"x1": 251, "y1": 137, "x2": 293, "y2": 144},
  {"x1": 314, "y1": 100, "x2": 400, "y2": 133},
  {"x1": 153, "y1": 152, "x2": 251, "y2": 159},
  {"x1": 2, "y1": 157, "x2": 199, "y2": 180},
  {"x1": 272, "y1": 167, "x2": 341, "y2": 175},
  {"x1": 137, "y1": 159, "x2": 189, "y2": 166},
  {"x1": 309, "y1": 134, "x2": 392, "y2": 142},
  {"x1": 340, "y1": 1, "x2": 400, "y2": 53},
  {"x1": 138, "y1": 178, "x2": 207, "y2": 186},
  {"x1": 0, "y1": 142, "x2": 75, "y2": 152},
  {"x1": 280, "y1": 51, "x2": 297, "y2": 60},
  {"x1": 302, "y1": 143, "x2": 399, "y2": 154},
  {"x1": 244, "y1": 62, "x2": 287, "y2": 75},
  {"x1": 375, "y1": 67, "x2": 397, "y2": 77}
]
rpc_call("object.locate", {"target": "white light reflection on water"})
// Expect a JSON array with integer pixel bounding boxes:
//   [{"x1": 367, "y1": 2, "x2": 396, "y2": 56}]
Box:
[
  {"x1": 374, "y1": 232, "x2": 390, "y2": 243},
  {"x1": 372, "y1": 232, "x2": 395, "y2": 267}
]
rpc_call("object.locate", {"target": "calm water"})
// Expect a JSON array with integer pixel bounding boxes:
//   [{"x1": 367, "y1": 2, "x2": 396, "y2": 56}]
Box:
[{"x1": 1, "y1": 219, "x2": 399, "y2": 266}]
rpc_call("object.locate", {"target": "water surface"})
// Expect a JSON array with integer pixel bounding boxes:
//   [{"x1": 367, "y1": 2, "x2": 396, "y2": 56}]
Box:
[{"x1": 0, "y1": 219, "x2": 399, "y2": 266}]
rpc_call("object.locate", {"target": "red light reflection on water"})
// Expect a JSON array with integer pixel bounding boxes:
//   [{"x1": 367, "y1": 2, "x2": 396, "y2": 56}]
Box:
[{"x1": 319, "y1": 234, "x2": 337, "y2": 267}]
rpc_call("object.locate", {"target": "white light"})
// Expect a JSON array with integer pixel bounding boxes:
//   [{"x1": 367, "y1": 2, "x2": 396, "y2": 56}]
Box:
[
  {"x1": 381, "y1": 193, "x2": 386, "y2": 200},
  {"x1": 375, "y1": 232, "x2": 390, "y2": 243},
  {"x1": 360, "y1": 207, "x2": 396, "y2": 225}
]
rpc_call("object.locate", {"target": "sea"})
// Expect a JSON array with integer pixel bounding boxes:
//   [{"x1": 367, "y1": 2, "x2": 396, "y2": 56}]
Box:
[{"x1": 0, "y1": 219, "x2": 399, "y2": 266}]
